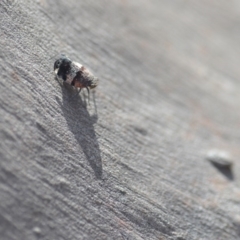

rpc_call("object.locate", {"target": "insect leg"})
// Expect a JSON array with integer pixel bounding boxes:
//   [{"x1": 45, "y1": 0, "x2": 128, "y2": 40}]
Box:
[
  {"x1": 71, "y1": 88, "x2": 82, "y2": 100},
  {"x1": 86, "y1": 87, "x2": 90, "y2": 105}
]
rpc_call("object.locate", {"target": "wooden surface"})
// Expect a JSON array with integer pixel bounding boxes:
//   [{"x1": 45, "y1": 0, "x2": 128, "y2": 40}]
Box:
[{"x1": 1, "y1": 0, "x2": 240, "y2": 239}]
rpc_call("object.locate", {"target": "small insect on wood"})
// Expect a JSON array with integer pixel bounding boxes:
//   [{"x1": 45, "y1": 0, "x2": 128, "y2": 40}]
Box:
[{"x1": 54, "y1": 55, "x2": 98, "y2": 102}]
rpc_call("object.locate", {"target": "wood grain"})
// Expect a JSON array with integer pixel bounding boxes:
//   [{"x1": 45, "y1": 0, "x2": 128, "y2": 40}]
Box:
[{"x1": 1, "y1": 0, "x2": 240, "y2": 239}]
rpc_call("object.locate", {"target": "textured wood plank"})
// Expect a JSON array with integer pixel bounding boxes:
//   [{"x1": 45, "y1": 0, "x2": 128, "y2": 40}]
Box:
[{"x1": 1, "y1": 0, "x2": 240, "y2": 239}]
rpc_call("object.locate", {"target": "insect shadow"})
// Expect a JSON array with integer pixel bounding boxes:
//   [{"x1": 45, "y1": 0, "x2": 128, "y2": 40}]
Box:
[{"x1": 56, "y1": 82, "x2": 102, "y2": 179}]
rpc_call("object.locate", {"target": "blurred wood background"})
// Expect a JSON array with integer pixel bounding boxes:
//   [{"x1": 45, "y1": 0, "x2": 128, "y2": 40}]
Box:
[{"x1": 1, "y1": 0, "x2": 240, "y2": 239}]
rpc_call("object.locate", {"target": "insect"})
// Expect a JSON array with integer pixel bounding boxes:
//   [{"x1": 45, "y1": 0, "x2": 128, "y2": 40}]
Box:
[{"x1": 54, "y1": 55, "x2": 98, "y2": 101}]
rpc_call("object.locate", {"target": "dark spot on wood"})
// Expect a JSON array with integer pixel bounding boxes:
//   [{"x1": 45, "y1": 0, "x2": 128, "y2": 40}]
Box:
[
  {"x1": 133, "y1": 126, "x2": 148, "y2": 136},
  {"x1": 36, "y1": 122, "x2": 46, "y2": 134}
]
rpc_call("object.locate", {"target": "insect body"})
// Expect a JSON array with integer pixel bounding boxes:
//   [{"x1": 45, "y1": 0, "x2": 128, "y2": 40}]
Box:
[{"x1": 54, "y1": 56, "x2": 98, "y2": 99}]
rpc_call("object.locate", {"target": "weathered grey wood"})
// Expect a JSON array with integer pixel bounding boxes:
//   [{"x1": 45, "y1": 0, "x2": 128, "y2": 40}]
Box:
[{"x1": 1, "y1": 0, "x2": 240, "y2": 239}]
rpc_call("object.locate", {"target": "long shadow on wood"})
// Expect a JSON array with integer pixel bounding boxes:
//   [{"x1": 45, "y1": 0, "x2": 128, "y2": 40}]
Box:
[{"x1": 57, "y1": 83, "x2": 102, "y2": 179}]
